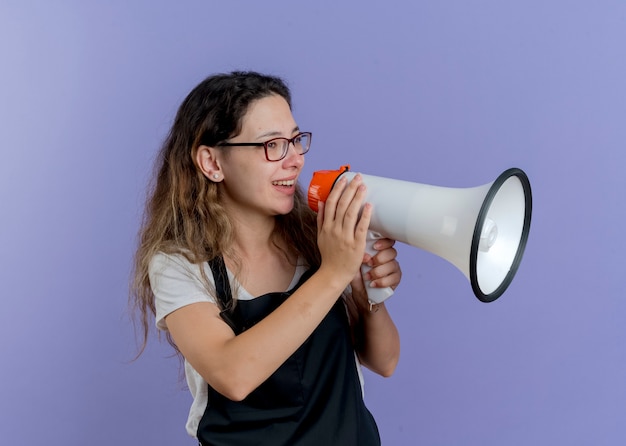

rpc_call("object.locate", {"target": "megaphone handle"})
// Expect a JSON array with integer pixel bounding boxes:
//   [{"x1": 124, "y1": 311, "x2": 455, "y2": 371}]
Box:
[{"x1": 361, "y1": 230, "x2": 395, "y2": 306}]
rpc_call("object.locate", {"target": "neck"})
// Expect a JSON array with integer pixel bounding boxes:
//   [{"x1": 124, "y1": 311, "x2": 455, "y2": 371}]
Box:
[
  {"x1": 228, "y1": 212, "x2": 289, "y2": 260},
  {"x1": 235, "y1": 219, "x2": 274, "y2": 253}
]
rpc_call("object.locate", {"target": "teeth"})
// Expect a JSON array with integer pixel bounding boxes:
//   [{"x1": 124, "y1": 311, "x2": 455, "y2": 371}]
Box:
[{"x1": 272, "y1": 180, "x2": 295, "y2": 186}]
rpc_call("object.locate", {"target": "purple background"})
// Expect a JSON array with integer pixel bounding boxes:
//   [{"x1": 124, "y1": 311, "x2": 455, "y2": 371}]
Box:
[{"x1": 1, "y1": 1, "x2": 625, "y2": 445}]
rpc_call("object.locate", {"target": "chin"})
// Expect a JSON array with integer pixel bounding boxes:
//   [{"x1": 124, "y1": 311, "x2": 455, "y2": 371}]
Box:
[{"x1": 274, "y1": 202, "x2": 295, "y2": 216}]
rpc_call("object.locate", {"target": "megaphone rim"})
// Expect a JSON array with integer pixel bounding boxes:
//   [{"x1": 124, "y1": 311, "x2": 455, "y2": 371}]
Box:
[{"x1": 469, "y1": 167, "x2": 533, "y2": 303}]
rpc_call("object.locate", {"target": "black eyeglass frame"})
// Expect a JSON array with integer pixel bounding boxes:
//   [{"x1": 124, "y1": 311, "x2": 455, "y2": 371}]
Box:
[{"x1": 216, "y1": 132, "x2": 312, "y2": 162}]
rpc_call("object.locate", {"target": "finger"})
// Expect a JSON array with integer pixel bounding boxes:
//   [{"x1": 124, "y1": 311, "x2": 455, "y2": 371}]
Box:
[
  {"x1": 333, "y1": 175, "x2": 365, "y2": 229},
  {"x1": 371, "y1": 271, "x2": 402, "y2": 290},
  {"x1": 354, "y1": 202, "x2": 372, "y2": 244},
  {"x1": 342, "y1": 184, "x2": 368, "y2": 235},
  {"x1": 323, "y1": 176, "x2": 348, "y2": 222},
  {"x1": 372, "y1": 237, "x2": 396, "y2": 251},
  {"x1": 367, "y1": 246, "x2": 398, "y2": 267},
  {"x1": 368, "y1": 258, "x2": 399, "y2": 280},
  {"x1": 316, "y1": 201, "x2": 325, "y2": 234},
  {"x1": 368, "y1": 261, "x2": 402, "y2": 289}
]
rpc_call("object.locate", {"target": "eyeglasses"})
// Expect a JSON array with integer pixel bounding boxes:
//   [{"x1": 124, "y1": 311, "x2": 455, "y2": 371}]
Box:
[{"x1": 216, "y1": 132, "x2": 312, "y2": 162}]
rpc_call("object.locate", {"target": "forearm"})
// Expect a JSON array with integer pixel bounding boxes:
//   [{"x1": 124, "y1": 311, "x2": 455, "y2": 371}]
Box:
[
  {"x1": 354, "y1": 302, "x2": 400, "y2": 377},
  {"x1": 179, "y1": 266, "x2": 348, "y2": 401}
]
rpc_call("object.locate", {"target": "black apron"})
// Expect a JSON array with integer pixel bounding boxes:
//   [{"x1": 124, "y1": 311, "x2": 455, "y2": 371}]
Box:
[{"x1": 197, "y1": 257, "x2": 380, "y2": 446}]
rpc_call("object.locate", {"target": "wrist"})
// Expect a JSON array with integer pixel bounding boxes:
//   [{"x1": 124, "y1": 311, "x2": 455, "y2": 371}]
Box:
[
  {"x1": 354, "y1": 295, "x2": 385, "y2": 316},
  {"x1": 368, "y1": 301, "x2": 381, "y2": 313},
  {"x1": 314, "y1": 265, "x2": 351, "y2": 297}
]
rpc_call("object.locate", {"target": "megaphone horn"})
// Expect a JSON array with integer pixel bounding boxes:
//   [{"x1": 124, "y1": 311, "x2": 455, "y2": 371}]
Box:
[{"x1": 307, "y1": 165, "x2": 532, "y2": 304}]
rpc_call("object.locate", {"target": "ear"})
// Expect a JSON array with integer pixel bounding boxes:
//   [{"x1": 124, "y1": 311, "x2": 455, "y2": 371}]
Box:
[{"x1": 196, "y1": 145, "x2": 223, "y2": 182}]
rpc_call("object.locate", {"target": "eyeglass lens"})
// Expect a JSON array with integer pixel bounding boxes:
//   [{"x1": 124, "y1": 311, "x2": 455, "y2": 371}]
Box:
[{"x1": 265, "y1": 133, "x2": 310, "y2": 161}]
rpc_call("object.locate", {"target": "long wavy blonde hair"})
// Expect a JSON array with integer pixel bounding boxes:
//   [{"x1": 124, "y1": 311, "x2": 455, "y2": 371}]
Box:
[{"x1": 130, "y1": 71, "x2": 320, "y2": 356}]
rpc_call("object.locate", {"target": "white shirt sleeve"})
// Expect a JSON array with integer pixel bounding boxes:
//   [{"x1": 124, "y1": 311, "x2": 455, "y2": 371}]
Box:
[{"x1": 149, "y1": 252, "x2": 217, "y2": 331}]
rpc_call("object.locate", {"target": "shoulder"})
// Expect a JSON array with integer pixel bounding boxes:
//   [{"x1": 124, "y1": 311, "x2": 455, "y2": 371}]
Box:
[
  {"x1": 149, "y1": 252, "x2": 217, "y2": 331},
  {"x1": 149, "y1": 252, "x2": 211, "y2": 292},
  {"x1": 149, "y1": 251, "x2": 194, "y2": 275}
]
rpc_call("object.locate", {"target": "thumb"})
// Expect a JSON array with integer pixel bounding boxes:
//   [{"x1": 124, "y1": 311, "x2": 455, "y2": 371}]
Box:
[{"x1": 350, "y1": 271, "x2": 367, "y2": 298}]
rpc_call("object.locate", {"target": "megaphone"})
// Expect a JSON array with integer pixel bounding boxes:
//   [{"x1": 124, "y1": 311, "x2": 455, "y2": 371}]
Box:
[{"x1": 308, "y1": 165, "x2": 532, "y2": 304}]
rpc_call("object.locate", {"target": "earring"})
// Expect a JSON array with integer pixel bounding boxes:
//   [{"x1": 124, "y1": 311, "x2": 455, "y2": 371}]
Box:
[{"x1": 213, "y1": 173, "x2": 219, "y2": 180}]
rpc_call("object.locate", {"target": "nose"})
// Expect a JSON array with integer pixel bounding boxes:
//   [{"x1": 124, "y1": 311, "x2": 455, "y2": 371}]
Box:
[{"x1": 283, "y1": 141, "x2": 305, "y2": 167}]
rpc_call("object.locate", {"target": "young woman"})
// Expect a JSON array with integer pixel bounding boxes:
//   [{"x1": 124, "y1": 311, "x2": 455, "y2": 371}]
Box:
[{"x1": 131, "y1": 71, "x2": 402, "y2": 445}]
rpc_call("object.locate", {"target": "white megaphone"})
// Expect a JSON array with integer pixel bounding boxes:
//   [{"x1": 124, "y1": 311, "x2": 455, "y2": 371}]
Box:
[{"x1": 308, "y1": 165, "x2": 532, "y2": 305}]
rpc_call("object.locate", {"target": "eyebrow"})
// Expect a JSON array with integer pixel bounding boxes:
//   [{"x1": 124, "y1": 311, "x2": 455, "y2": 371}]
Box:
[{"x1": 256, "y1": 126, "x2": 300, "y2": 140}]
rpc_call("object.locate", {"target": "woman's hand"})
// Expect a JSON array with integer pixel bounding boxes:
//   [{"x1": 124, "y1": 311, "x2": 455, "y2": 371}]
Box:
[
  {"x1": 316, "y1": 174, "x2": 372, "y2": 286},
  {"x1": 347, "y1": 237, "x2": 402, "y2": 313},
  {"x1": 362, "y1": 238, "x2": 402, "y2": 291}
]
